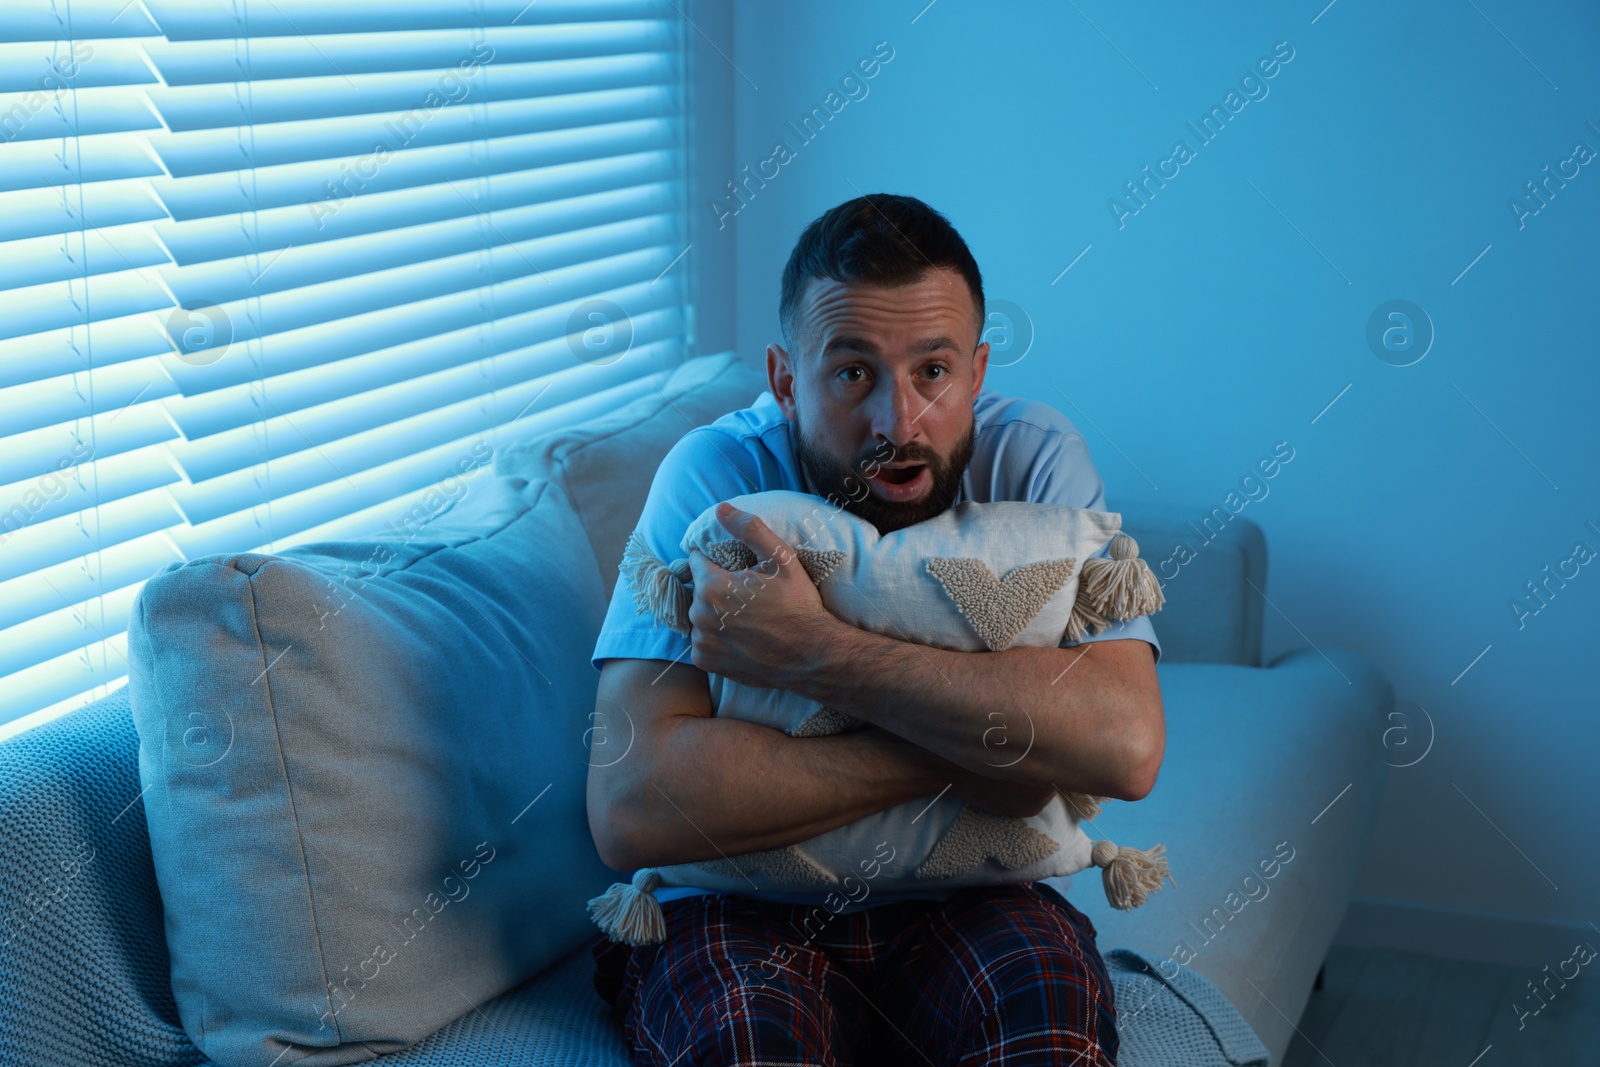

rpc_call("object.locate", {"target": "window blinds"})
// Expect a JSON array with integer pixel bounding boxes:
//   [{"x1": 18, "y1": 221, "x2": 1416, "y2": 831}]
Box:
[{"x1": 0, "y1": 0, "x2": 692, "y2": 736}]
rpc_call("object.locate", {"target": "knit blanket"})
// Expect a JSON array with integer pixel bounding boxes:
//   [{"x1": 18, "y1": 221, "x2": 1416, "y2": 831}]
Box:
[{"x1": 1104, "y1": 949, "x2": 1272, "y2": 1067}]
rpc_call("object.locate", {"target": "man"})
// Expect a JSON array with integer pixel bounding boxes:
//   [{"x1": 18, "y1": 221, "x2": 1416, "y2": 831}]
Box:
[{"x1": 586, "y1": 193, "x2": 1164, "y2": 1066}]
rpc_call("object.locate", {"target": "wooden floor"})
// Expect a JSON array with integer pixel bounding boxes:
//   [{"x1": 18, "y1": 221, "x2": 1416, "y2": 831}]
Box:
[{"x1": 1281, "y1": 943, "x2": 1600, "y2": 1066}]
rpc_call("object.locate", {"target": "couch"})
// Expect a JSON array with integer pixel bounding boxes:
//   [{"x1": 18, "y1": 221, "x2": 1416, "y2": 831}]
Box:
[{"x1": 0, "y1": 351, "x2": 1392, "y2": 1066}]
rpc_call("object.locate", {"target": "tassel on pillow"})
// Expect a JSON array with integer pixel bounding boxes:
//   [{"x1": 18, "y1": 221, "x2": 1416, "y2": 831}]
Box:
[
  {"x1": 1069, "y1": 533, "x2": 1164, "y2": 641},
  {"x1": 1060, "y1": 792, "x2": 1106, "y2": 822},
  {"x1": 1091, "y1": 838, "x2": 1171, "y2": 910},
  {"x1": 621, "y1": 530, "x2": 694, "y2": 635},
  {"x1": 588, "y1": 867, "x2": 668, "y2": 946}
]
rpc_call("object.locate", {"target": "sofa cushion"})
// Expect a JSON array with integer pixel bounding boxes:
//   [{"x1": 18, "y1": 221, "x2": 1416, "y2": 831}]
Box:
[
  {"x1": 1046, "y1": 648, "x2": 1393, "y2": 1066},
  {"x1": 305, "y1": 938, "x2": 1268, "y2": 1067},
  {"x1": 127, "y1": 473, "x2": 617, "y2": 1067},
  {"x1": 307, "y1": 940, "x2": 633, "y2": 1067},
  {"x1": 495, "y1": 351, "x2": 766, "y2": 600}
]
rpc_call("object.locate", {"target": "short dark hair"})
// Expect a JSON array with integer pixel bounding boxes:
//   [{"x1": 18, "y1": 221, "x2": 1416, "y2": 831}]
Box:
[{"x1": 778, "y1": 193, "x2": 985, "y2": 355}]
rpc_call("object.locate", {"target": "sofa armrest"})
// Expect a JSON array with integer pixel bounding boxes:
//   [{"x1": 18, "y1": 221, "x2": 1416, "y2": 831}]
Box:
[{"x1": 0, "y1": 686, "x2": 201, "y2": 1064}]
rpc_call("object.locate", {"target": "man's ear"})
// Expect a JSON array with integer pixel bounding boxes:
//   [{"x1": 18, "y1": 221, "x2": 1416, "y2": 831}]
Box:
[
  {"x1": 970, "y1": 338, "x2": 990, "y2": 401},
  {"x1": 767, "y1": 342, "x2": 797, "y2": 421}
]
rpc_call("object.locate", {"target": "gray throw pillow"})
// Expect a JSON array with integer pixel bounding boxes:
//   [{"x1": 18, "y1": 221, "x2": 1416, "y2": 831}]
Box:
[{"x1": 127, "y1": 473, "x2": 614, "y2": 1067}]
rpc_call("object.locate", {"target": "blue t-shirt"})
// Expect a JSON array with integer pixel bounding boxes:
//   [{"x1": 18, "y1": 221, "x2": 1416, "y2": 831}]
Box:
[{"x1": 591, "y1": 387, "x2": 1162, "y2": 911}]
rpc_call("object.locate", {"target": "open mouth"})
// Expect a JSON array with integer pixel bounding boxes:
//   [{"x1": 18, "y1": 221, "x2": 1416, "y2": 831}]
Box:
[
  {"x1": 866, "y1": 462, "x2": 932, "y2": 501},
  {"x1": 873, "y1": 463, "x2": 925, "y2": 484}
]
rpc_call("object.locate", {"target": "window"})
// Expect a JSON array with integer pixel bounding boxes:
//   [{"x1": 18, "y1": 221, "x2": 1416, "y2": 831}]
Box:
[{"x1": 0, "y1": 0, "x2": 692, "y2": 736}]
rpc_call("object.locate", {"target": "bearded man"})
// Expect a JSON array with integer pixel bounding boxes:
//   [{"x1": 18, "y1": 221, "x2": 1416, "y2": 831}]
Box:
[{"x1": 586, "y1": 192, "x2": 1164, "y2": 1067}]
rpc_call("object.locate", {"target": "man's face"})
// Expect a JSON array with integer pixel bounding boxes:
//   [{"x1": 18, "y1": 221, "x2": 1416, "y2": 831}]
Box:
[{"x1": 768, "y1": 266, "x2": 989, "y2": 535}]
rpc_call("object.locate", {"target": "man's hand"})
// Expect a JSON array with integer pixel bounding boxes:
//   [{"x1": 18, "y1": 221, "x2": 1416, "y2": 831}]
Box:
[{"x1": 685, "y1": 501, "x2": 848, "y2": 689}]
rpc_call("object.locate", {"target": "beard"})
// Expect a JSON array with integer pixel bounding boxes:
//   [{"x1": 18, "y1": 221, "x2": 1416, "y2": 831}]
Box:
[{"x1": 792, "y1": 408, "x2": 975, "y2": 535}]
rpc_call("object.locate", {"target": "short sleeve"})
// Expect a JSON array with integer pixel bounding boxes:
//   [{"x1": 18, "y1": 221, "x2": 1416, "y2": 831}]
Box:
[
  {"x1": 589, "y1": 428, "x2": 758, "y2": 672},
  {"x1": 1022, "y1": 423, "x2": 1163, "y2": 666}
]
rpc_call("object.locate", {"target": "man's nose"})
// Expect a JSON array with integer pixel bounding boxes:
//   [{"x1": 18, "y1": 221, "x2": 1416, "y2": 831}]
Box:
[{"x1": 868, "y1": 377, "x2": 926, "y2": 456}]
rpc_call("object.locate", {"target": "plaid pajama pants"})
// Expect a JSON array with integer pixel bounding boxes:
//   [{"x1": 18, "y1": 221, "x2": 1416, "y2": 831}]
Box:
[{"x1": 590, "y1": 880, "x2": 1118, "y2": 1067}]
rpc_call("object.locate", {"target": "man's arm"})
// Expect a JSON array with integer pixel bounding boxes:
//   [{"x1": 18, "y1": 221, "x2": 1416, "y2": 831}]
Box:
[
  {"x1": 686, "y1": 502, "x2": 1165, "y2": 802},
  {"x1": 586, "y1": 657, "x2": 1054, "y2": 871},
  {"x1": 797, "y1": 630, "x2": 1162, "y2": 800}
]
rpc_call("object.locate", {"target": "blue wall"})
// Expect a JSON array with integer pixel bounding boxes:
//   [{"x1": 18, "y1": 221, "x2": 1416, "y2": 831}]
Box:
[{"x1": 715, "y1": 0, "x2": 1600, "y2": 937}]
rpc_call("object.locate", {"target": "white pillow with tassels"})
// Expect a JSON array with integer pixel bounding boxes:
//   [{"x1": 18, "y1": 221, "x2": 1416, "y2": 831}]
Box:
[{"x1": 589, "y1": 489, "x2": 1170, "y2": 946}]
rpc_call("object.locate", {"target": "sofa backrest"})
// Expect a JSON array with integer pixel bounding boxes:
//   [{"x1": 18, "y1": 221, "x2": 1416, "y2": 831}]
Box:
[{"x1": 1118, "y1": 500, "x2": 1267, "y2": 668}]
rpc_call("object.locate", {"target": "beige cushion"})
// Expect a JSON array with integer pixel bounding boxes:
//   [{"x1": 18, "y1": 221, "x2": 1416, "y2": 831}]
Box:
[
  {"x1": 583, "y1": 489, "x2": 1171, "y2": 951},
  {"x1": 496, "y1": 352, "x2": 766, "y2": 599},
  {"x1": 637, "y1": 488, "x2": 1139, "y2": 897}
]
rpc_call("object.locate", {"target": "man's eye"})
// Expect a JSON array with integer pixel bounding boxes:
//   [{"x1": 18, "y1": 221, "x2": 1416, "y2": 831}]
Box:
[
  {"x1": 926, "y1": 364, "x2": 948, "y2": 379},
  {"x1": 839, "y1": 367, "x2": 866, "y2": 382}
]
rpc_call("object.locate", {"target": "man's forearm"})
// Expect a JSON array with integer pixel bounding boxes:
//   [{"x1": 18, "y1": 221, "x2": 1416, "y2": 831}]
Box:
[
  {"x1": 598, "y1": 715, "x2": 938, "y2": 870},
  {"x1": 782, "y1": 618, "x2": 1156, "y2": 797}
]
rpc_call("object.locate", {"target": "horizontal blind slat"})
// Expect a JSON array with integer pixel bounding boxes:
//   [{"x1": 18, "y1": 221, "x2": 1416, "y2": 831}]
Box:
[
  {"x1": 0, "y1": 635, "x2": 131, "y2": 732},
  {"x1": 0, "y1": 40, "x2": 152, "y2": 93},
  {"x1": 142, "y1": 23, "x2": 673, "y2": 85},
  {"x1": 0, "y1": 351, "x2": 182, "y2": 445},
  {"x1": 0, "y1": 225, "x2": 173, "y2": 290},
  {"x1": 164, "y1": 269, "x2": 681, "y2": 446},
  {"x1": 145, "y1": 86, "x2": 677, "y2": 176},
  {"x1": 0, "y1": 586, "x2": 140, "y2": 689},
  {"x1": 0, "y1": 493, "x2": 185, "y2": 592},
  {"x1": 0, "y1": 2, "x2": 161, "y2": 42},
  {"x1": 0, "y1": 135, "x2": 165, "y2": 194},
  {"x1": 0, "y1": 445, "x2": 181, "y2": 532},
  {"x1": 153, "y1": 117, "x2": 674, "y2": 219},
  {"x1": 143, "y1": 0, "x2": 673, "y2": 38},
  {"x1": 0, "y1": 85, "x2": 161, "y2": 142},
  {"x1": 148, "y1": 54, "x2": 675, "y2": 133},
  {"x1": 0, "y1": 180, "x2": 169, "y2": 245}
]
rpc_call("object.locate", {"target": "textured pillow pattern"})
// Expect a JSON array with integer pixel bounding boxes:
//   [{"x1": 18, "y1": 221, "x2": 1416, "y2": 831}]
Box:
[
  {"x1": 588, "y1": 490, "x2": 1169, "y2": 946},
  {"x1": 128, "y1": 475, "x2": 617, "y2": 1067}
]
